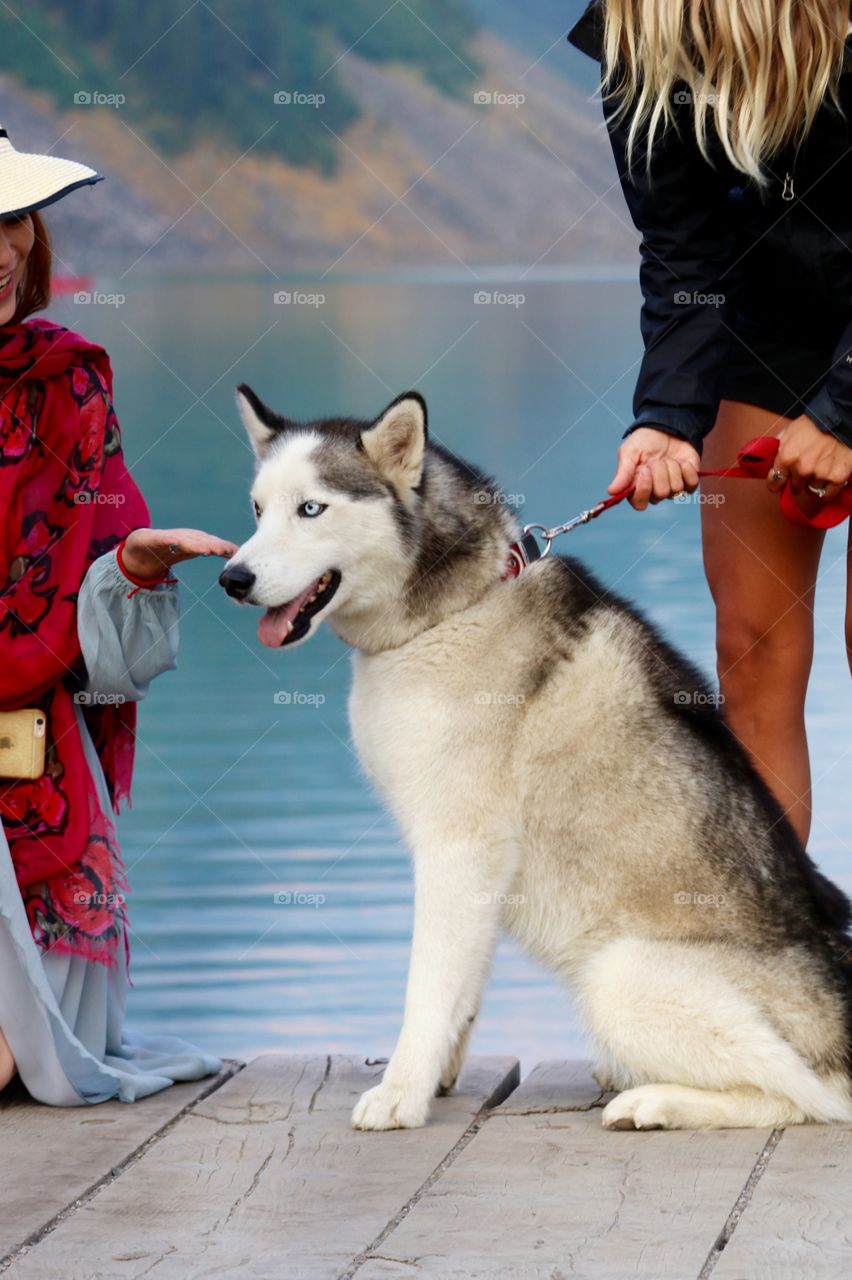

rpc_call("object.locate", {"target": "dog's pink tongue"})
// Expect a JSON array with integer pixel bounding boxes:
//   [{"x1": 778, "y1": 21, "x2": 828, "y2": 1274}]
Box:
[
  {"x1": 258, "y1": 579, "x2": 318, "y2": 647},
  {"x1": 258, "y1": 601, "x2": 300, "y2": 648}
]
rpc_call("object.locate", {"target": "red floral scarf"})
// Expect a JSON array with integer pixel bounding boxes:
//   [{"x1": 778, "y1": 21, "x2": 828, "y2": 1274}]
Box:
[{"x1": 0, "y1": 318, "x2": 150, "y2": 966}]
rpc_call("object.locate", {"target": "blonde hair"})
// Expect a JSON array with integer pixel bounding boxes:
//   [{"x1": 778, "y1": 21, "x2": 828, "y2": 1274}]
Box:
[{"x1": 601, "y1": 0, "x2": 848, "y2": 187}]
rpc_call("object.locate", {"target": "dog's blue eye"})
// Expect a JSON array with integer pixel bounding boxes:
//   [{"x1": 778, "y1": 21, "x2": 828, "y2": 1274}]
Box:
[{"x1": 298, "y1": 500, "x2": 327, "y2": 518}]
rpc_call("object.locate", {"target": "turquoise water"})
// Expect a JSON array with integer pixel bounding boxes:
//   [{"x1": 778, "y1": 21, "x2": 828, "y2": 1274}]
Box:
[{"x1": 49, "y1": 275, "x2": 851, "y2": 1071}]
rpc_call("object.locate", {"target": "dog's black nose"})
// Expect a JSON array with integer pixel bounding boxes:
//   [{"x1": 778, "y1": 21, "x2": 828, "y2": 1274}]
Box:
[{"x1": 219, "y1": 565, "x2": 256, "y2": 600}]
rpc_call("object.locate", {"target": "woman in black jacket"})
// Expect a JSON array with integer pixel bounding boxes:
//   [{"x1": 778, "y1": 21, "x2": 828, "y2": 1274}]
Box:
[{"x1": 568, "y1": 0, "x2": 852, "y2": 847}]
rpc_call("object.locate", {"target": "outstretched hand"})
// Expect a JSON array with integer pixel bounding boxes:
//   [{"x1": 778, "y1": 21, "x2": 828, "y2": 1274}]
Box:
[{"x1": 121, "y1": 527, "x2": 238, "y2": 580}]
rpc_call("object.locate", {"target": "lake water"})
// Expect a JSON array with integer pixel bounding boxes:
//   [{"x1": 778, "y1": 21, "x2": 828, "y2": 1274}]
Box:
[{"x1": 49, "y1": 274, "x2": 852, "y2": 1073}]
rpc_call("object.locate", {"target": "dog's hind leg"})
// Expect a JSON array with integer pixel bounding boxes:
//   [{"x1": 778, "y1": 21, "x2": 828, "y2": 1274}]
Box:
[
  {"x1": 579, "y1": 937, "x2": 852, "y2": 1130},
  {"x1": 602, "y1": 1082, "x2": 807, "y2": 1129},
  {"x1": 351, "y1": 831, "x2": 518, "y2": 1131}
]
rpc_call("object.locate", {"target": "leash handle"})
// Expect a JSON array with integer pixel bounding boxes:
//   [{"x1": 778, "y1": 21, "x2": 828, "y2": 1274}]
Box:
[{"x1": 588, "y1": 435, "x2": 852, "y2": 531}]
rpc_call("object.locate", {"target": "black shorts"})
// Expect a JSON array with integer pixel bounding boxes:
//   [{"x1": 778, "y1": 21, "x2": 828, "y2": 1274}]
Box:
[
  {"x1": 718, "y1": 216, "x2": 852, "y2": 421},
  {"x1": 718, "y1": 308, "x2": 839, "y2": 421}
]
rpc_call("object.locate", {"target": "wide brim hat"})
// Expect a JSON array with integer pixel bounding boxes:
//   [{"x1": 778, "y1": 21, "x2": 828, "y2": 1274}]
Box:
[{"x1": 0, "y1": 124, "x2": 103, "y2": 219}]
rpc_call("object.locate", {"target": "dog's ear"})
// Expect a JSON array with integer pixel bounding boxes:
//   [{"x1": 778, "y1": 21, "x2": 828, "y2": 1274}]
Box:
[
  {"x1": 236, "y1": 384, "x2": 292, "y2": 458},
  {"x1": 359, "y1": 392, "x2": 427, "y2": 494}
]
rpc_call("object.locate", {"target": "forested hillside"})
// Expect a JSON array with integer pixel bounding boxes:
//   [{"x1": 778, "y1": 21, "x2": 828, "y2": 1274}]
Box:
[
  {"x1": 0, "y1": 2, "x2": 631, "y2": 270},
  {"x1": 1, "y1": 0, "x2": 482, "y2": 172}
]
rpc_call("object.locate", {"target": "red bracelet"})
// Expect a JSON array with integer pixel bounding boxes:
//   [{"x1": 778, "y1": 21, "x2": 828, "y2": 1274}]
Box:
[{"x1": 115, "y1": 537, "x2": 177, "y2": 598}]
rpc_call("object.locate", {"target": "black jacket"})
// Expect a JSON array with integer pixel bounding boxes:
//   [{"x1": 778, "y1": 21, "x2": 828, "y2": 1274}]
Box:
[{"x1": 567, "y1": 0, "x2": 852, "y2": 451}]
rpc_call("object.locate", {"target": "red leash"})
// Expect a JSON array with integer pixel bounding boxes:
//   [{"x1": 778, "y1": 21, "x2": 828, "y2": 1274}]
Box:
[{"x1": 503, "y1": 435, "x2": 852, "y2": 578}]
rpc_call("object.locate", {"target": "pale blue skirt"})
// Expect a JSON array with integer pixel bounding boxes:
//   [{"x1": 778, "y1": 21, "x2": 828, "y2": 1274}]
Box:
[{"x1": 0, "y1": 554, "x2": 222, "y2": 1104}]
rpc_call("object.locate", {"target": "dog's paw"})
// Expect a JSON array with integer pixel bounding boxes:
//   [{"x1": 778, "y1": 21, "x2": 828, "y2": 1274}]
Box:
[
  {"x1": 351, "y1": 1081, "x2": 431, "y2": 1131},
  {"x1": 602, "y1": 1085, "x2": 682, "y2": 1131}
]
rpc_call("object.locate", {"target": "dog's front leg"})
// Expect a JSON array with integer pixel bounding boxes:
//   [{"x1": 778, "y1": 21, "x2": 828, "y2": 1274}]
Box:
[{"x1": 351, "y1": 835, "x2": 512, "y2": 1131}]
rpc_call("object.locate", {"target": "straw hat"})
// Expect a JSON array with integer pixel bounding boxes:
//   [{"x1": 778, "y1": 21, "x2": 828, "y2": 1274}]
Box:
[{"x1": 0, "y1": 124, "x2": 102, "y2": 219}]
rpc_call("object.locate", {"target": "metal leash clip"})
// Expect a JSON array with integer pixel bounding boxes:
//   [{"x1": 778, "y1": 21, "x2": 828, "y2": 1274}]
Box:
[{"x1": 522, "y1": 501, "x2": 609, "y2": 558}]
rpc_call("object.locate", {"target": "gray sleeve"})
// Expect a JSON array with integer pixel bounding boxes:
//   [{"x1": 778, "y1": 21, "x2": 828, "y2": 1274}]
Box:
[{"x1": 76, "y1": 550, "x2": 180, "y2": 703}]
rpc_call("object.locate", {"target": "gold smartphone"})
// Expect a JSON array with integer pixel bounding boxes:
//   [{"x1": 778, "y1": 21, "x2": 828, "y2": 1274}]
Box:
[{"x1": 0, "y1": 709, "x2": 47, "y2": 780}]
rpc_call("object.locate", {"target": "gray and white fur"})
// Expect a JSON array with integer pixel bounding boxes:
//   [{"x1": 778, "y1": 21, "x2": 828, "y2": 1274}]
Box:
[{"x1": 220, "y1": 386, "x2": 852, "y2": 1132}]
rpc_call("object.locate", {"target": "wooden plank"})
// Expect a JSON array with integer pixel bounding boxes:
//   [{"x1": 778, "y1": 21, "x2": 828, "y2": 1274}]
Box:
[
  {"x1": 353, "y1": 1062, "x2": 771, "y2": 1279},
  {"x1": 713, "y1": 1124, "x2": 852, "y2": 1279},
  {"x1": 496, "y1": 1059, "x2": 603, "y2": 1114},
  {"x1": 8, "y1": 1054, "x2": 520, "y2": 1280},
  {"x1": 0, "y1": 1063, "x2": 239, "y2": 1264}
]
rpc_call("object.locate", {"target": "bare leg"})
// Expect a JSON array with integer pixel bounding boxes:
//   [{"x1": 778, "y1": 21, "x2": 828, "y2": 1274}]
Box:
[{"x1": 701, "y1": 399, "x2": 826, "y2": 845}]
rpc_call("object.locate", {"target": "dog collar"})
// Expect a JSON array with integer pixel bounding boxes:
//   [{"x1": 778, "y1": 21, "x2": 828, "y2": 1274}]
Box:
[{"x1": 501, "y1": 529, "x2": 544, "y2": 580}]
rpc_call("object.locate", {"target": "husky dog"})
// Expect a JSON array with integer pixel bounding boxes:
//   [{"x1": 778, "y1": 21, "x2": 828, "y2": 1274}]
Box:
[{"x1": 220, "y1": 385, "x2": 852, "y2": 1133}]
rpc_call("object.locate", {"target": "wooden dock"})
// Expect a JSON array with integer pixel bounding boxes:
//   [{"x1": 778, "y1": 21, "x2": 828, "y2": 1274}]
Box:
[{"x1": 1, "y1": 1055, "x2": 850, "y2": 1278}]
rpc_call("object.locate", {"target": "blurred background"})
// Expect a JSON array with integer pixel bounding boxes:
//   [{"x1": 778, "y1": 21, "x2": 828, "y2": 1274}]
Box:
[{"x1": 8, "y1": 1, "x2": 850, "y2": 1071}]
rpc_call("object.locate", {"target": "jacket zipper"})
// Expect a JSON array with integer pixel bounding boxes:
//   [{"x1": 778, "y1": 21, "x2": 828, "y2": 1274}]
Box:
[{"x1": 782, "y1": 171, "x2": 795, "y2": 200}]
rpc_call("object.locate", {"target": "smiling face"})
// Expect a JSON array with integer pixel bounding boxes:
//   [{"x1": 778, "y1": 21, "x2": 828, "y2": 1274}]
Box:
[
  {"x1": 0, "y1": 213, "x2": 34, "y2": 324},
  {"x1": 220, "y1": 387, "x2": 428, "y2": 650}
]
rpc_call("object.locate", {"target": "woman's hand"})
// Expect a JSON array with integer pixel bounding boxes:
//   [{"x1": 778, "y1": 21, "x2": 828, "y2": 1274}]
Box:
[
  {"x1": 609, "y1": 427, "x2": 701, "y2": 511},
  {"x1": 121, "y1": 528, "x2": 238, "y2": 581},
  {"x1": 767, "y1": 415, "x2": 852, "y2": 505}
]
